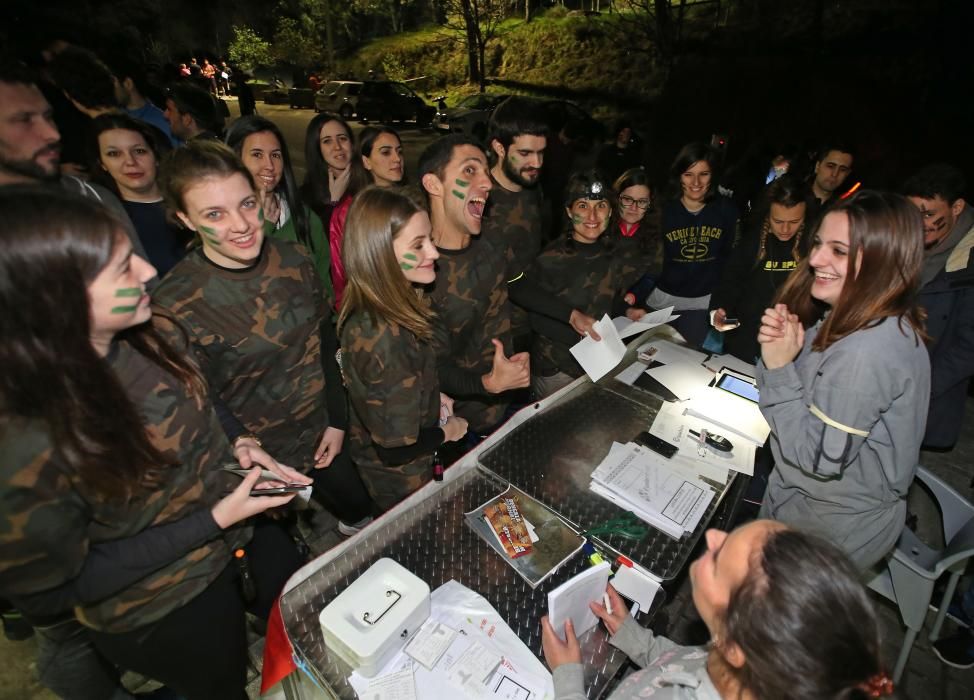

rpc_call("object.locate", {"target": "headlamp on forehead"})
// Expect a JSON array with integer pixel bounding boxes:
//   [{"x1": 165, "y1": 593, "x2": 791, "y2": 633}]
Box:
[{"x1": 566, "y1": 176, "x2": 608, "y2": 206}]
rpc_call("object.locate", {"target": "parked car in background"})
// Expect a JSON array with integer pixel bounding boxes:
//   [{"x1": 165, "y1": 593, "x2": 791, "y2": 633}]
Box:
[
  {"x1": 289, "y1": 88, "x2": 316, "y2": 109},
  {"x1": 313, "y1": 81, "x2": 364, "y2": 118},
  {"x1": 356, "y1": 81, "x2": 435, "y2": 125},
  {"x1": 434, "y1": 93, "x2": 511, "y2": 141}
]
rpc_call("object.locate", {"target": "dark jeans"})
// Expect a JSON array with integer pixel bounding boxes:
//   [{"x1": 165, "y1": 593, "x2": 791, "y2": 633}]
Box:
[
  {"x1": 34, "y1": 617, "x2": 135, "y2": 700},
  {"x1": 89, "y1": 520, "x2": 302, "y2": 700}
]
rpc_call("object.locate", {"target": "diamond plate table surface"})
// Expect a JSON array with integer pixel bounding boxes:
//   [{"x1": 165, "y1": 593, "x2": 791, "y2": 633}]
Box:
[
  {"x1": 279, "y1": 328, "x2": 745, "y2": 698},
  {"x1": 280, "y1": 466, "x2": 664, "y2": 699},
  {"x1": 479, "y1": 380, "x2": 734, "y2": 581}
]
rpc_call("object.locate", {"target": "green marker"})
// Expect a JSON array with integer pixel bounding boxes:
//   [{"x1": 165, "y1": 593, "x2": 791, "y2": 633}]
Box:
[
  {"x1": 451, "y1": 189, "x2": 466, "y2": 201},
  {"x1": 110, "y1": 305, "x2": 138, "y2": 314},
  {"x1": 114, "y1": 287, "x2": 141, "y2": 297},
  {"x1": 454, "y1": 178, "x2": 469, "y2": 187}
]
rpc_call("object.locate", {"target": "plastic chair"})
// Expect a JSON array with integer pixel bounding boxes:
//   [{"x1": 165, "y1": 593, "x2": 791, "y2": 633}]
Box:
[{"x1": 865, "y1": 466, "x2": 974, "y2": 681}]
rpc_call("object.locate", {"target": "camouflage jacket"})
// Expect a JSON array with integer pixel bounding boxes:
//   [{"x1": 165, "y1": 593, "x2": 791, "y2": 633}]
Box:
[
  {"x1": 153, "y1": 239, "x2": 332, "y2": 472},
  {"x1": 341, "y1": 312, "x2": 440, "y2": 510},
  {"x1": 427, "y1": 235, "x2": 515, "y2": 433},
  {"x1": 0, "y1": 337, "x2": 238, "y2": 633},
  {"x1": 525, "y1": 236, "x2": 641, "y2": 377},
  {"x1": 481, "y1": 176, "x2": 546, "y2": 338}
]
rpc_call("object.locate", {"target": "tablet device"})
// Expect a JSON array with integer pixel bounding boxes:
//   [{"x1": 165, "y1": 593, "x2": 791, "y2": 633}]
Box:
[{"x1": 715, "y1": 372, "x2": 759, "y2": 403}]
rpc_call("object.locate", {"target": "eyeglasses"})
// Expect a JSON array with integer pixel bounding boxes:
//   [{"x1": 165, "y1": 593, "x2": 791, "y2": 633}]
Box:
[{"x1": 619, "y1": 195, "x2": 651, "y2": 210}]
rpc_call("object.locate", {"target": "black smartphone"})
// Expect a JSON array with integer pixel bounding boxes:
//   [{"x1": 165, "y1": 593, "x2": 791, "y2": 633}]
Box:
[
  {"x1": 634, "y1": 431, "x2": 679, "y2": 459},
  {"x1": 250, "y1": 484, "x2": 306, "y2": 496}
]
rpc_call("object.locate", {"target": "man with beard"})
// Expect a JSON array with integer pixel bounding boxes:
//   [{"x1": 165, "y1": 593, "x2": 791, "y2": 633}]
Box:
[
  {"x1": 419, "y1": 134, "x2": 530, "y2": 441},
  {"x1": 903, "y1": 163, "x2": 974, "y2": 451},
  {"x1": 0, "y1": 64, "x2": 148, "y2": 260},
  {"x1": 804, "y1": 143, "x2": 854, "y2": 228},
  {"x1": 482, "y1": 97, "x2": 549, "y2": 351}
]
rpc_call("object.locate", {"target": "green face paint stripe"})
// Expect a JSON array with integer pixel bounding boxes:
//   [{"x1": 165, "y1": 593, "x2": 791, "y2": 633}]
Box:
[
  {"x1": 110, "y1": 305, "x2": 138, "y2": 314},
  {"x1": 114, "y1": 287, "x2": 141, "y2": 297},
  {"x1": 454, "y1": 178, "x2": 469, "y2": 187},
  {"x1": 400, "y1": 262, "x2": 415, "y2": 270},
  {"x1": 451, "y1": 189, "x2": 466, "y2": 200},
  {"x1": 258, "y1": 207, "x2": 265, "y2": 222},
  {"x1": 571, "y1": 215, "x2": 582, "y2": 224},
  {"x1": 402, "y1": 253, "x2": 418, "y2": 261},
  {"x1": 199, "y1": 225, "x2": 217, "y2": 236}
]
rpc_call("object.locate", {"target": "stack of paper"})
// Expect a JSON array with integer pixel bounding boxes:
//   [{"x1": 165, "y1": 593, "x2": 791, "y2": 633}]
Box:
[
  {"x1": 350, "y1": 581, "x2": 552, "y2": 700},
  {"x1": 589, "y1": 442, "x2": 714, "y2": 539},
  {"x1": 612, "y1": 306, "x2": 681, "y2": 340}
]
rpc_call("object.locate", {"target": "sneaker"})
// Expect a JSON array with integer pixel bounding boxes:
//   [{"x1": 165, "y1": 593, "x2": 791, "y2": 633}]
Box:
[
  {"x1": 932, "y1": 630, "x2": 974, "y2": 669},
  {"x1": 337, "y1": 516, "x2": 373, "y2": 537}
]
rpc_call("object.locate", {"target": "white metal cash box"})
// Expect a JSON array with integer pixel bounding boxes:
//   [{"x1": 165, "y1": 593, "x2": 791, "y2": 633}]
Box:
[{"x1": 318, "y1": 558, "x2": 431, "y2": 677}]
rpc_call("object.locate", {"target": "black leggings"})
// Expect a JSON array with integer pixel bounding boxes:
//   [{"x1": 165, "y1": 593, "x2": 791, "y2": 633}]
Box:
[
  {"x1": 89, "y1": 520, "x2": 302, "y2": 700},
  {"x1": 310, "y1": 447, "x2": 375, "y2": 522}
]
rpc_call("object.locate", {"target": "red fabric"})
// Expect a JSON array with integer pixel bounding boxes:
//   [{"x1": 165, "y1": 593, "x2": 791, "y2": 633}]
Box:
[
  {"x1": 618, "y1": 221, "x2": 641, "y2": 238},
  {"x1": 329, "y1": 195, "x2": 352, "y2": 309},
  {"x1": 260, "y1": 598, "x2": 297, "y2": 694}
]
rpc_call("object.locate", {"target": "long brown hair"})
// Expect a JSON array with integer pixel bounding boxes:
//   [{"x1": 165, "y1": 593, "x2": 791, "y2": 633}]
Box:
[
  {"x1": 0, "y1": 186, "x2": 206, "y2": 502},
  {"x1": 338, "y1": 186, "x2": 434, "y2": 341},
  {"x1": 756, "y1": 173, "x2": 807, "y2": 265},
  {"x1": 159, "y1": 140, "x2": 255, "y2": 222},
  {"x1": 774, "y1": 190, "x2": 926, "y2": 352}
]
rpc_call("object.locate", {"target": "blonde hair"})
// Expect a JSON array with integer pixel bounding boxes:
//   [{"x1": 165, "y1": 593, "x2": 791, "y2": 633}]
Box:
[{"x1": 338, "y1": 187, "x2": 434, "y2": 340}]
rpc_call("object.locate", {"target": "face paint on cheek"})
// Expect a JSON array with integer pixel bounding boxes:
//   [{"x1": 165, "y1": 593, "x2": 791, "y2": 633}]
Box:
[
  {"x1": 571, "y1": 214, "x2": 582, "y2": 225},
  {"x1": 451, "y1": 189, "x2": 466, "y2": 201},
  {"x1": 114, "y1": 287, "x2": 141, "y2": 297},
  {"x1": 931, "y1": 215, "x2": 947, "y2": 232},
  {"x1": 454, "y1": 178, "x2": 469, "y2": 187},
  {"x1": 110, "y1": 304, "x2": 139, "y2": 314},
  {"x1": 198, "y1": 224, "x2": 221, "y2": 243},
  {"x1": 258, "y1": 207, "x2": 265, "y2": 224},
  {"x1": 399, "y1": 252, "x2": 418, "y2": 271}
]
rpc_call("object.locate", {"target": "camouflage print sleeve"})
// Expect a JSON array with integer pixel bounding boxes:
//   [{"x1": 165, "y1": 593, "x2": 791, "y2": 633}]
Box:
[
  {"x1": 0, "y1": 420, "x2": 89, "y2": 598},
  {"x1": 343, "y1": 316, "x2": 430, "y2": 448}
]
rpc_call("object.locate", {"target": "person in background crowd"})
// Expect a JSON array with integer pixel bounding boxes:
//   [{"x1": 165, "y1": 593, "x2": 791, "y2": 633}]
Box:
[
  {"x1": 710, "y1": 174, "x2": 809, "y2": 363},
  {"x1": 90, "y1": 113, "x2": 188, "y2": 277},
  {"x1": 226, "y1": 115, "x2": 333, "y2": 304},
  {"x1": 301, "y1": 113, "x2": 356, "y2": 302},
  {"x1": 47, "y1": 46, "x2": 124, "y2": 121},
  {"x1": 509, "y1": 170, "x2": 640, "y2": 398},
  {"x1": 757, "y1": 190, "x2": 929, "y2": 570},
  {"x1": 0, "y1": 186, "x2": 308, "y2": 699},
  {"x1": 596, "y1": 119, "x2": 643, "y2": 184},
  {"x1": 155, "y1": 140, "x2": 375, "y2": 536},
  {"x1": 105, "y1": 58, "x2": 176, "y2": 145},
  {"x1": 419, "y1": 134, "x2": 530, "y2": 439},
  {"x1": 164, "y1": 83, "x2": 221, "y2": 142},
  {"x1": 805, "y1": 143, "x2": 854, "y2": 227},
  {"x1": 648, "y1": 142, "x2": 739, "y2": 347},
  {"x1": 901, "y1": 163, "x2": 974, "y2": 451},
  {"x1": 543, "y1": 521, "x2": 894, "y2": 700},
  {"x1": 339, "y1": 187, "x2": 468, "y2": 509},
  {"x1": 201, "y1": 59, "x2": 217, "y2": 96}
]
